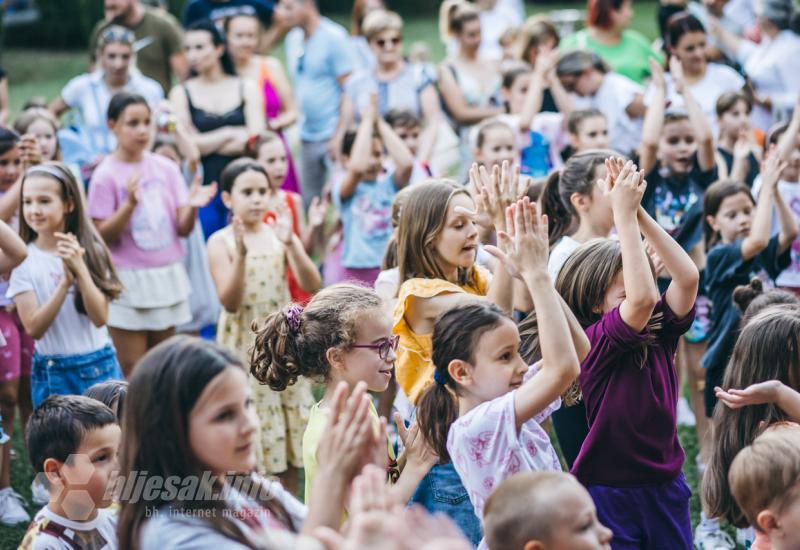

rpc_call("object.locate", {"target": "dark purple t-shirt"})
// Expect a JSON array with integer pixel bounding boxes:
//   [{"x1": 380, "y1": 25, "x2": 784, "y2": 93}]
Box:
[{"x1": 571, "y1": 295, "x2": 695, "y2": 487}]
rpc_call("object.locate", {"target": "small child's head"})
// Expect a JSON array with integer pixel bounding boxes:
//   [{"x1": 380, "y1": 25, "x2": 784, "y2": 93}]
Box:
[
  {"x1": 381, "y1": 185, "x2": 415, "y2": 271},
  {"x1": 734, "y1": 277, "x2": 800, "y2": 325},
  {"x1": 499, "y1": 26, "x2": 520, "y2": 61},
  {"x1": 556, "y1": 238, "x2": 655, "y2": 326},
  {"x1": 13, "y1": 108, "x2": 61, "y2": 162},
  {"x1": 342, "y1": 129, "x2": 385, "y2": 182},
  {"x1": 501, "y1": 64, "x2": 532, "y2": 116},
  {"x1": 516, "y1": 15, "x2": 559, "y2": 66},
  {"x1": 484, "y1": 472, "x2": 613, "y2": 550},
  {"x1": 418, "y1": 301, "x2": 523, "y2": 462},
  {"x1": 729, "y1": 428, "x2": 800, "y2": 548},
  {"x1": 152, "y1": 135, "x2": 182, "y2": 165},
  {"x1": 0, "y1": 126, "x2": 21, "y2": 189},
  {"x1": 716, "y1": 91, "x2": 753, "y2": 141},
  {"x1": 439, "y1": 0, "x2": 481, "y2": 51},
  {"x1": 540, "y1": 150, "x2": 615, "y2": 245},
  {"x1": 107, "y1": 92, "x2": 152, "y2": 154},
  {"x1": 766, "y1": 121, "x2": 800, "y2": 182},
  {"x1": 397, "y1": 181, "x2": 479, "y2": 286},
  {"x1": 385, "y1": 109, "x2": 421, "y2": 157},
  {"x1": 246, "y1": 130, "x2": 290, "y2": 189},
  {"x1": 703, "y1": 179, "x2": 755, "y2": 247},
  {"x1": 665, "y1": 12, "x2": 708, "y2": 77},
  {"x1": 251, "y1": 284, "x2": 391, "y2": 393},
  {"x1": 472, "y1": 118, "x2": 517, "y2": 169},
  {"x1": 658, "y1": 111, "x2": 696, "y2": 175},
  {"x1": 567, "y1": 109, "x2": 610, "y2": 152},
  {"x1": 702, "y1": 306, "x2": 800, "y2": 527},
  {"x1": 26, "y1": 395, "x2": 119, "y2": 519},
  {"x1": 556, "y1": 50, "x2": 607, "y2": 97},
  {"x1": 84, "y1": 380, "x2": 128, "y2": 421},
  {"x1": 220, "y1": 158, "x2": 270, "y2": 223}
]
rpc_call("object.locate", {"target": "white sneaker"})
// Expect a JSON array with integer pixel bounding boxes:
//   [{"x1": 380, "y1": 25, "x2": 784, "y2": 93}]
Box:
[
  {"x1": 31, "y1": 478, "x2": 49, "y2": 506},
  {"x1": 677, "y1": 396, "x2": 697, "y2": 427},
  {"x1": 0, "y1": 487, "x2": 30, "y2": 525},
  {"x1": 694, "y1": 520, "x2": 735, "y2": 550}
]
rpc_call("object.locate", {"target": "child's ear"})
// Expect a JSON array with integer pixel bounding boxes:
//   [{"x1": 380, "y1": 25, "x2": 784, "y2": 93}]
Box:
[
  {"x1": 326, "y1": 347, "x2": 344, "y2": 372},
  {"x1": 570, "y1": 191, "x2": 589, "y2": 212},
  {"x1": 221, "y1": 190, "x2": 232, "y2": 209},
  {"x1": 448, "y1": 359, "x2": 472, "y2": 386},
  {"x1": 756, "y1": 509, "x2": 779, "y2": 534},
  {"x1": 705, "y1": 214, "x2": 719, "y2": 233},
  {"x1": 43, "y1": 457, "x2": 64, "y2": 487},
  {"x1": 64, "y1": 198, "x2": 75, "y2": 214}
]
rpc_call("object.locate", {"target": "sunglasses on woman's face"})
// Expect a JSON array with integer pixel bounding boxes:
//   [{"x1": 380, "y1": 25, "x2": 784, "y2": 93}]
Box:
[
  {"x1": 352, "y1": 335, "x2": 400, "y2": 361},
  {"x1": 374, "y1": 36, "x2": 402, "y2": 50}
]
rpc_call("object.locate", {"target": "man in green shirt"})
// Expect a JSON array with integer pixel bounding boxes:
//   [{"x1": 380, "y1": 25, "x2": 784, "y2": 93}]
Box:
[{"x1": 90, "y1": 0, "x2": 189, "y2": 94}]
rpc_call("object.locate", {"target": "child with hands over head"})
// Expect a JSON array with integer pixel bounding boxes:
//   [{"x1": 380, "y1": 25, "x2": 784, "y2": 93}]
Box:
[
  {"x1": 335, "y1": 92, "x2": 414, "y2": 287},
  {"x1": 9, "y1": 163, "x2": 123, "y2": 407},
  {"x1": 715, "y1": 92, "x2": 761, "y2": 187},
  {"x1": 416, "y1": 197, "x2": 585, "y2": 548},
  {"x1": 702, "y1": 152, "x2": 799, "y2": 417},
  {"x1": 207, "y1": 158, "x2": 319, "y2": 490},
  {"x1": 87, "y1": 92, "x2": 217, "y2": 376},
  {"x1": 556, "y1": 157, "x2": 700, "y2": 548},
  {"x1": 250, "y1": 284, "x2": 437, "y2": 518}
]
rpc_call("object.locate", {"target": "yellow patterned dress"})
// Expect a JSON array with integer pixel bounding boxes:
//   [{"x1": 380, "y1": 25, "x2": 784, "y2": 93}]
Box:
[
  {"x1": 216, "y1": 227, "x2": 315, "y2": 475},
  {"x1": 393, "y1": 265, "x2": 491, "y2": 404}
]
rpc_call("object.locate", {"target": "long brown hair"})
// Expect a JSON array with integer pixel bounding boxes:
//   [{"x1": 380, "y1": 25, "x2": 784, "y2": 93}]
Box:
[
  {"x1": 20, "y1": 163, "x2": 122, "y2": 313},
  {"x1": 117, "y1": 336, "x2": 293, "y2": 550},
  {"x1": 417, "y1": 302, "x2": 507, "y2": 463},
  {"x1": 703, "y1": 180, "x2": 754, "y2": 248},
  {"x1": 397, "y1": 180, "x2": 478, "y2": 288},
  {"x1": 540, "y1": 149, "x2": 617, "y2": 246},
  {"x1": 702, "y1": 306, "x2": 800, "y2": 527},
  {"x1": 250, "y1": 284, "x2": 383, "y2": 391}
]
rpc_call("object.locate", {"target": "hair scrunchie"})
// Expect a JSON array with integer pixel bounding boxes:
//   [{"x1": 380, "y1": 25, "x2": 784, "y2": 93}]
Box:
[
  {"x1": 433, "y1": 368, "x2": 447, "y2": 386},
  {"x1": 283, "y1": 304, "x2": 304, "y2": 334}
]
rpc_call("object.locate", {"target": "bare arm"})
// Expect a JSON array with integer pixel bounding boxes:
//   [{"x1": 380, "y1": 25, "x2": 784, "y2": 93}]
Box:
[
  {"x1": 242, "y1": 78, "x2": 267, "y2": 136},
  {"x1": 0, "y1": 178, "x2": 21, "y2": 224},
  {"x1": 266, "y1": 57, "x2": 298, "y2": 131},
  {"x1": 207, "y1": 229, "x2": 247, "y2": 313},
  {"x1": 49, "y1": 96, "x2": 70, "y2": 119},
  {"x1": 339, "y1": 95, "x2": 377, "y2": 200},
  {"x1": 168, "y1": 85, "x2": 237, "y2": 156},
  {"x1": 0, "y1": 220, "x2": 27, "y2": 273},
  {"x1": 59, "y1": 235, "x2": 109, "y2": 327},
  {"x1": 776, "y1": 96, "x2": 800, "y2": 163},
  {"x1": 417, "y1": 84, "x2": 443, "y2": 165},
  {"x1": 774, "y1": 187, "x2": 799, "y2": 253},
  {"x1": 376, "y1": 118, "x2": 414, "y2": 188},
  {"x1": 437, "y1": 63, "x2": 503, "y2": 125},
  {"x1": 742, "y1": 154, "x2": 783, "y2": 260},
  {"x1": 14, "y1": 283, "x2": 71, "y2": 340},
  {"x1": 169, "y1": 52, "x2": 189, "y2": 83},
  {"x1": 637, "y1": 207, "x2": 699, "y2": 318},
  {"x1": 639, "y1": 59, "x2": 665, "y2": 175},
  {"x1": 671, "y1": 58, "x2": 715, "y2": 171},
  {"x1": 283, "y1": 233, "x2": 321, "y2": 293},
  {"x1": 94, "y1": 203, "x2": 136, "y2": 244}
]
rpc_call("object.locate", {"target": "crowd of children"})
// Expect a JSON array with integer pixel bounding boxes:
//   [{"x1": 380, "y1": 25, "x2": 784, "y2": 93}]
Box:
[{"x1": 2, "y1": 0, "x2": 800, "y2": 548}]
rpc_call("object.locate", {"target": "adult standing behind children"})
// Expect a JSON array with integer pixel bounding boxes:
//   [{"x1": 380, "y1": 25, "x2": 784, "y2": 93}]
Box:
[
  {"x1": 278, "y1": 0, "x2": 355, "y2": 208},
  {"x1": 169, "y1": 20, "x2": 266, "y2": 239},
  {"x1": 89, "y1": 0, "x2": 188, "y2": 95}
]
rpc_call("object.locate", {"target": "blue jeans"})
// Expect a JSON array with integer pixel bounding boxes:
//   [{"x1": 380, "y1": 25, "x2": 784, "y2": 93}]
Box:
[
  {"x1": 32, "y1": 344, "x2": 123, "y2": 408},
  {"x1": 411, "y1": 462, "x2": 483, "y2": 546}
]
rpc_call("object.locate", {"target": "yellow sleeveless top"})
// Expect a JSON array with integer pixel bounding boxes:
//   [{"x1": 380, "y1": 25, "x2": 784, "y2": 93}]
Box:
[{"x1": 393, "y1": 265, "x2": 490, "y2": 404}]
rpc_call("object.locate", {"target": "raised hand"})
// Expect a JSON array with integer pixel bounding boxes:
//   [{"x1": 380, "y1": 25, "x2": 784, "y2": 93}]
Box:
[
  {"x1": 600, "y1": 156, "x2": 626, "y2": 196},
  {"x1": 668, "y1": 56, "x2": 686, "y2": 94},
  {"x1": 126, "y1": 172, "x2": 141, "y2": 207},
  {"x1": 232, "y1": 216, "x2": 247, "y2": 257},
  {"x1": 649, "y1": 57, "x2": 666, "y2": 92},
  {"x1": 267, "y1": 198, "x2": 294, "y2": 245},
  {"x1": 484, "y1": 197, "x2": 549, "y2": 280},
  {"x1": 308, "y1": 195, "x2": 329, "y2": 230},
  {"x1": 733, "y1": 130, "x2": 752, "y2": 160},
  {"x1": 469, "y1": 161, "x2": 525, "y2": 233},
  {"x1": 19, "y1": 134, "x2": 42, "y2": 168},
  {"x1": 761, "y1": 146, "x2": 788, "y2": 191},
  {"x1": 188, "y1": 175, "x2": 217, "y2": 208},
  {"x1": 609, "y1": 160, "x2": 646, "y2": 215},
  {"x1": 394, "y1": 413, "x2": 438, "y2": 471},
  {"x1": 714, "y1": 381, "x2": 783, "y2": 409}
]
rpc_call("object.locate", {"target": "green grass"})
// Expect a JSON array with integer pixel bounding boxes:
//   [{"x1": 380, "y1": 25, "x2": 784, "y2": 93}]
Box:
[{"x1": 0, "y1": 418, "x2": 36, "y2": 549}]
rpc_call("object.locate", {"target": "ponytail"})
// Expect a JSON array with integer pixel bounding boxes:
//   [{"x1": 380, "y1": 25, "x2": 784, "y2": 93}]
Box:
[
  {"x1": 540, "y1": 170, "x2": 571, "y2": 246},
  {"x1": 250, "y1": 305, "x2": 305, "y2": 391},
  {"x1": 417, "y1": 374, "x2": 459, "y2": 463}
]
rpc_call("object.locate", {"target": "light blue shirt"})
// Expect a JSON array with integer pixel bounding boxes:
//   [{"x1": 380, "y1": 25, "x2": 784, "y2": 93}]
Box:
[
  {"x1": 333, "y1": 173, "x2": 397, "y2": 269},
  {"x1": 285, "y1": 18, "x2": 355, "y2": 141}
]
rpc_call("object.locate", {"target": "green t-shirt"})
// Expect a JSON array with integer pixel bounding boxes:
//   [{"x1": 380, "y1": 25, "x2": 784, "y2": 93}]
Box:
[
  {"x1": 561, "y1": 29, "x2": 663, "y2": 84},
  {"x1": 90, "y1": 7, "x2": 183, "y2": 94}
]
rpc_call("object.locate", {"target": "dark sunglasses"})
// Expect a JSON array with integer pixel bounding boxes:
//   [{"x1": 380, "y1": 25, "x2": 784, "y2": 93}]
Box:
[
  {"x1": 375, "y1": 36, "x2": 402, "y2": 49},
  {"x1": 352, "y1": 335, "x2": 400, "y2": 361}
]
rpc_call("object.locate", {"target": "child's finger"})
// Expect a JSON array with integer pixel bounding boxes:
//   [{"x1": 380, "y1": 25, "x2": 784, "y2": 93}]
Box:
[
  {"x1": 504, "y1": 204, "x2": 515, "y2": 237},
  {"x1": 393, "y1": 411, "x2": 408, "y2": 444}
]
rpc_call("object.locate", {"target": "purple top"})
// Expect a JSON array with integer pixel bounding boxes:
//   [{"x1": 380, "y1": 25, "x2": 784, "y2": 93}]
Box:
[{"x1": 571, "y1": 294, "x2": 695, "y2": 487}]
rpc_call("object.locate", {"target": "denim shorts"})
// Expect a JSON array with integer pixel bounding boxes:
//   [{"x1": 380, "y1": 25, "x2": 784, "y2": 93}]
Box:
[
  {"x1": 32, "y1": 344, "x2": 123, "y2": 408},
  {"x1": 411, "y1": 462, "x2": 483, "y2": 546}
]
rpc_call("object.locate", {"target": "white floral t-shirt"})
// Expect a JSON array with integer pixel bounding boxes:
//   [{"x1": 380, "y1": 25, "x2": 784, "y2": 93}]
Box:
[{"x1": 447, "y1": 362, "x2": 562, "y2": 523}]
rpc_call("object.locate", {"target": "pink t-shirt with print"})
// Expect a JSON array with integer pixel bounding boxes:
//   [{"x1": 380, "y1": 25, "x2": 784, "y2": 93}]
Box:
[
  {"x1": 447, "y1": 362, "x2": 562, "y2": 521},
  {"x1": 88, "y1": 151, "x2": 188, "y2": 269}
]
